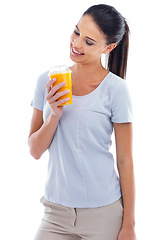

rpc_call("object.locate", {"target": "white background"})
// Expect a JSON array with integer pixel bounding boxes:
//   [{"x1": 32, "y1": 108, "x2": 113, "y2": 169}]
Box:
[{"x1": 0, "y1": 0, "x2": 165, "y2": 239}]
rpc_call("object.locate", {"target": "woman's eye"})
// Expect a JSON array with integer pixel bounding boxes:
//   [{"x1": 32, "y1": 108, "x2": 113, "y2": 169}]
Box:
[
  {"x1": 86, "y1": 40, "x2": 94, "y2": 46},
  {"x1": 74, "y1": 30, "x2": 80, "y2": 35},
  {"x1": 73, "y1": 30, "x2": 94, "y2": 46}
]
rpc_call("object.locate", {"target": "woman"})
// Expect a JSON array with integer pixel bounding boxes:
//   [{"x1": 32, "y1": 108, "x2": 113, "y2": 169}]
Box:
[{"x1": 29, "y1": 4, "x2": 136, "y2": 240}]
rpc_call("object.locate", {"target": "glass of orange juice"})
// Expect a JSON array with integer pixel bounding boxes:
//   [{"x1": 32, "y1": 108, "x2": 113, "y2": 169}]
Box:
[{"x1": 48, "y1": 65, "x2": 72, "y2": 106}]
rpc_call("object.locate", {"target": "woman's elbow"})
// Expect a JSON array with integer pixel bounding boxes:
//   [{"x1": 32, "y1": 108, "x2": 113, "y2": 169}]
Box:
[
  {"x1": 28, "y1": 138, "x2": 42, "y2": 160},
  {"x1": 29, "y1": 147, "x2": 41, "y2": 160},
  {"x1": 31, "y1": 151, "x2": 41, "y2": 160}
]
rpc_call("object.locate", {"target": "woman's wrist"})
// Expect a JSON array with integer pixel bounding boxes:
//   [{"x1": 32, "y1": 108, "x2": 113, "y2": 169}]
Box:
[
  {"x1": 122, "y1": 219, "x2": 135, "y2": 229},
  {"x1": 50, "y1": 112, "x2": 61, "y2": 122}
]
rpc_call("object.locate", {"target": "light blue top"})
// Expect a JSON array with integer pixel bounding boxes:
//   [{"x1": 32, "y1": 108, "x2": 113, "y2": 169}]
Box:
[{"x1": 31, "y1": 71, "x2": 133, "y2": 208}]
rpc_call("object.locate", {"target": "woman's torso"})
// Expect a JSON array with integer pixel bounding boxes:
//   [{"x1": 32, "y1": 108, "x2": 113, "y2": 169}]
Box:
[{"x1": 31, "y1": 69, "x2": 132, "y2": 208}]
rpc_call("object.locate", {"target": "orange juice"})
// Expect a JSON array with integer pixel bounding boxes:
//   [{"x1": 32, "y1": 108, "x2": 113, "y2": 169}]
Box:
[{"x1": 49, "y1": 66, "x2": 72, "y2": 106}]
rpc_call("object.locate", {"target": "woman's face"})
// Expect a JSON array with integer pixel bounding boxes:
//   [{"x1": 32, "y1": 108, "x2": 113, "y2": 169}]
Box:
[{"x1": 70, "y1": 15, "x2": 109, "y2": 65}]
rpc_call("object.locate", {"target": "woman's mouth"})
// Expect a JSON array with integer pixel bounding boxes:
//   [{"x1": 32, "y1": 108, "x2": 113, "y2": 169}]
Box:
[{"x1": 71, "y1": 46, "x2": 84, "y2": 56}]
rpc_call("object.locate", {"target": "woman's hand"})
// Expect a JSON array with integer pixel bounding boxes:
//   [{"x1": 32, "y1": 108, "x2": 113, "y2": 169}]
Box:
[
  {"x1": 118, "y1": 226, "x2": 136, "y2": 240},
  {"x1": 46, "y1": 78, "x2": 70, "y2": 119}
]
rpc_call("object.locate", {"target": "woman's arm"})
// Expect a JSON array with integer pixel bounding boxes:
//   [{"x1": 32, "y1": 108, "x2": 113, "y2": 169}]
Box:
[
  {"x1": 28, "y1": 79, "x2": 70, "y2": 160},
  {"x1": 113, "y1": 122, "x2": 136, "y2": 239},
  {"x1": 28, "y1": 108, "x2": 60, "y2": 159}
]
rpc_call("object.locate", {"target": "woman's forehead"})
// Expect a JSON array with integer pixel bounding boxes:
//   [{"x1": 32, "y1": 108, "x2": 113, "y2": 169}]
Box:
[{"x1": 77, "y1": 15, "x2": 106, "y2": 41}]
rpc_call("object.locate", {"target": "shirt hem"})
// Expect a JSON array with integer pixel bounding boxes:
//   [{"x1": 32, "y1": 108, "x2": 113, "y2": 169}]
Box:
[{"x1": 44, "y1": 191, "x2": 122, "y2": 208}]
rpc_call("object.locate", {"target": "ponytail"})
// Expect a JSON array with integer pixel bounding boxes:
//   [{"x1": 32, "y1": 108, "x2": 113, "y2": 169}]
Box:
[
  {"x1": 107, "y1": 20, "x2": 129, "y2": 79},
  {"x1": 83, "y1": 4, "x2": 130, "y2": 79}
]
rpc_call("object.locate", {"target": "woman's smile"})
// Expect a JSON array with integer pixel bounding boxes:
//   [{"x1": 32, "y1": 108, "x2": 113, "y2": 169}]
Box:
[{"x1": 71, "y1": 46, "x2": 84, "y2": 57}]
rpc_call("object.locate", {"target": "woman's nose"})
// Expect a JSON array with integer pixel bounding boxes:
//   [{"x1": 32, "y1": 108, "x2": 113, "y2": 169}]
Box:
[{"x1": 72, "y1": 38, "x2": 83, "y2": 49}]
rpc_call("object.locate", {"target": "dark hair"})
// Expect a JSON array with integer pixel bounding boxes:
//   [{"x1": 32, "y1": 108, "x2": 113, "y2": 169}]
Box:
[{"x1": 83, "y1": 4, "x2": 129, "y2": 79}]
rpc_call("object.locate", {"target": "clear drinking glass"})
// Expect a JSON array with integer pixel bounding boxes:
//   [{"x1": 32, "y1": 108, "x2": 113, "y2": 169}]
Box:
[{"x1": 48, "y1": 65, "x2": 72, "y2": 106}]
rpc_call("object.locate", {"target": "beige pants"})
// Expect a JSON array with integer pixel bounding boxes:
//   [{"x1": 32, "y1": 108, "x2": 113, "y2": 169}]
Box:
[{"x1": 34, "y1": 196, "x2": 123, "y2": 240}]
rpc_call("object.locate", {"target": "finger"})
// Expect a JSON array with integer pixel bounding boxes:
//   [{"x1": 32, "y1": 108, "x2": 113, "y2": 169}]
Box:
[
  {"x1": 47, "y1": 82, "x2": 66, "y2": 100},
  {"x1": 53, "y1": 89, "x2": 70, "y2": 102},
  {"x1": 56, "y1": 97, "x2": 70, "y2": 106},
  {"x1": 48, "y1": 89, "x2": 70, "y2": 104},
  {"x1": 46, "y1": 78, "x2": 56, "y2": 94}
]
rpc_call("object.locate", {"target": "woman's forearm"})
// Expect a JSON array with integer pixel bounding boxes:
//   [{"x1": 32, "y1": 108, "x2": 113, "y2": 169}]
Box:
[
  {"x1": 28, "y1": 114, "x2": 59, "y2": 159},
  {"x1": 117, "y1": 159, "x2": 136, "y2": 228}
]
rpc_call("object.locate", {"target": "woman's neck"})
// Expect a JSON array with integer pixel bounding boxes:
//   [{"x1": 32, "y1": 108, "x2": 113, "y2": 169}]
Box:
[{"x1": 70, "y1": 61, "x2": 108, "y2": 84}]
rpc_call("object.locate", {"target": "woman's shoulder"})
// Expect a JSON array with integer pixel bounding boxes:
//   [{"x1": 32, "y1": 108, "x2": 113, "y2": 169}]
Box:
[
  {"x1": 107, "y1": 71, "x2": 130, "y2": 97},
  {"x1": 36, "y1": 70, "x2": 49, "y2": 87},
  {"x1": 31, "y1": 70, "x2": 49, "y2": 111},
  {"x1": 108, "y1": 71, "x2": 126, "y2": 86}
]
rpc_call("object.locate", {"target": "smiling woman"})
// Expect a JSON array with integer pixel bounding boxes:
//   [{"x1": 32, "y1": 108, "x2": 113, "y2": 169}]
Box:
[
  {"x1": 29, "y1": 4, "x2": 136, "y2": 240},
  {"x1": 70, "y1": 14, "x2": 113, "y2": 66}
]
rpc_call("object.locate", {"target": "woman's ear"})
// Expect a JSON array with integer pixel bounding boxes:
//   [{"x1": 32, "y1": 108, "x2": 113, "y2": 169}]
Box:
[{"x1": 103, "y1": 43, "x2": 116, "y2": 54}]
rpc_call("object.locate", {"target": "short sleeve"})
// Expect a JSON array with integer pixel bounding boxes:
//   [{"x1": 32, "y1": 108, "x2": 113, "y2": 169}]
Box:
[
  {"x1": 30, "y1": 72, "x2": 48, "y2": 111},
  {"x1": 111, "y1": 80, "x2": 133, "y2": 123}
]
